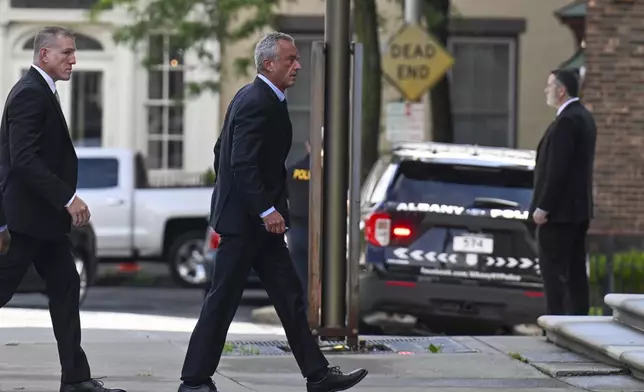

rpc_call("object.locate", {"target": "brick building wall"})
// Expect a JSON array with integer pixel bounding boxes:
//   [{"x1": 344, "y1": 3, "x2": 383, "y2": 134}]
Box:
[{"x1": 584, "y1": 0, "x2": 644, "y2": 240}]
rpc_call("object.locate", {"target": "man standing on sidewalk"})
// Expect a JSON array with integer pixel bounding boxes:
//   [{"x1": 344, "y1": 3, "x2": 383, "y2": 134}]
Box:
[
  {"x1": 531, "y1": 68, "x2": 596, "y2": 316},
  {"x1": 0, "y1": 26, "x2": 125, "y2": 392},
  {"x1": 286, "y1": 140, "x2": 312, "y2": 307},
  {"x1": 177, "y1": 32, "x2": 367, "y2": 392}
]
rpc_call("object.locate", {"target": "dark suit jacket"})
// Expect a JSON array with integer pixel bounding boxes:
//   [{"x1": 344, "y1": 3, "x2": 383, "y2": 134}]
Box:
[
  {"x1": 0, "y1": 67, "x2": 78, "y2": 239},
  {"x1": 530, "y1": 100, "x2": 596, "y2": 223},
  {"x1": 210, "y1": 76, "x2": 293, "y2": 235}
]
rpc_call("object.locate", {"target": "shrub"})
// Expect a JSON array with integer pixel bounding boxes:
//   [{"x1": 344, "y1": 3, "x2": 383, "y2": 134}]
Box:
[
  {"x1": 588, "y1": 251, "x2": 644, "y2": 294},
  {"x1": 201, "y1": 168, "x2": 216, "y2": 186}
]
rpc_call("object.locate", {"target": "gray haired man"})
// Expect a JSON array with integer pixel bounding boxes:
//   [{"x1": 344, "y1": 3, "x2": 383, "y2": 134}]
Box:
[
  {"x1": 177, "y1": 32, "x2": 368, "y2": 392},
  {"x1": 0, "y1": 26, "x2": 123, "y2": 392}
]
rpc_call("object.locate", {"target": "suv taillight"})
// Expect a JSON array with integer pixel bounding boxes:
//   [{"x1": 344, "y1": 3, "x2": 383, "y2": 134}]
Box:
[
  {"x1": 365, "y1": 212, "x2": 413, "y2": 247},
  {"x1": 365, "y1": 212, "x2": 391, "y2": 246}
]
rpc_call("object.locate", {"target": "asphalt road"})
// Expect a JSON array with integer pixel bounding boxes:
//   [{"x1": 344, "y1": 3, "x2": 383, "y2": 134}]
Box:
[
  {"x1": 8, "y1": 286, "x2": 270, "y2": 323},
  {"x1": 7, "y1": 261, "x2": 540, "y2": 336},
  {"x1": 9, "y1": 260, "x2": 269, "y2": 322}
]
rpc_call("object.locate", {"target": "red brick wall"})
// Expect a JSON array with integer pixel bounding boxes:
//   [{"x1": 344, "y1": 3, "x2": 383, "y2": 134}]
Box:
[{"x1": 584, "y1": 0, "x2": 644, "y2": 235}]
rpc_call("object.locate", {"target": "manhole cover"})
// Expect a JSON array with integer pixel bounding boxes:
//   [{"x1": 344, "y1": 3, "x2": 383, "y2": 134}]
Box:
[
  {"x1": 377, "y1": 336, "x2": 476, "y2": 354},
  {"x1": 221, "y1": 336, "x2": 475, "y2": 356}
]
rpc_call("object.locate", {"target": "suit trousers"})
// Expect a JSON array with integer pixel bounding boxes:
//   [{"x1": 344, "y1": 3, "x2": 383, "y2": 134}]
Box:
[
  {"x1": 537, "y1": 221, "x2": 590, "y2": 316},
  {"x1": 0, "y1": 231, "x2": 91, "y2": 383},
  {"x1": 181, "y1": 227, "x2": 328, "y2": 384}
]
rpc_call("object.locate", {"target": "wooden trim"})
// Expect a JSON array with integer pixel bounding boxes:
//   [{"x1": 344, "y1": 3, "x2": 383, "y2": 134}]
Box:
[
  {"x1": 449, "y1": 17, "x2": 527, "y2": 37},
  {"x1": 274, "y1": 15, "x2": 353, "y2": 36}
]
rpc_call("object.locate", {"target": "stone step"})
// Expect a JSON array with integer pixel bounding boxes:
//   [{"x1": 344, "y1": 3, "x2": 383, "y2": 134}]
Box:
[
  {"x1": 622, "y1": 352, "x2": 644, "y2": 381},
  {"x1": 537, "y1": 315, "x2": 644, "y2": 380},
  {"x1": 605, "y1": 293, "x2": 644, "y2": 333}
]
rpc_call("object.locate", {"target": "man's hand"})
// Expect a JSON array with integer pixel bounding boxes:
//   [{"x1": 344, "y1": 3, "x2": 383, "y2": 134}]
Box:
[
  {"x1": 66, "y1": 196, "x2": 91, "y2": 226},
  {"x1": 533, "y1": 208, "x2": 548, "y2": 225},
  {"x1": 0, "y1": 230, "x2": 10, "y2": 255},
  {"x1": 262, "y1": 210, "x2": 286, "y2": 234}
]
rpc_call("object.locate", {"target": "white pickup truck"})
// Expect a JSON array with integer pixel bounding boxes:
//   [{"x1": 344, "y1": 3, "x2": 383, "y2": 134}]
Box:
[{"x1": 76, "y1": 147, "x2": 213, "y2": 287}]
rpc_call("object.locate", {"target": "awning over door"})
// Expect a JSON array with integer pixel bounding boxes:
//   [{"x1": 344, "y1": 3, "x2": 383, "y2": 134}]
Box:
[{"x1": 559, "y1": 47, "x2": 585, "y2": 70}]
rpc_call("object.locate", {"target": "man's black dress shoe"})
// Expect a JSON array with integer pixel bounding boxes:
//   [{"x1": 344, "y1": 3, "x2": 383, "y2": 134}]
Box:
[
  {"x1": 177, "y1": 378, "x2": 217, "y2": 392},
  {"x1": 60, "y1": 379, "x2": 125, "y2": 392},
  {"x1": 306, "y1": 366, "x2": 368, "y2": 392}
]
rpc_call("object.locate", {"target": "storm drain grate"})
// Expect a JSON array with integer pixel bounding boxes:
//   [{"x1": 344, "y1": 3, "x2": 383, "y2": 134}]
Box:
[{"x1": 221, "y1": 336, "x2": 476, "y2": 356}]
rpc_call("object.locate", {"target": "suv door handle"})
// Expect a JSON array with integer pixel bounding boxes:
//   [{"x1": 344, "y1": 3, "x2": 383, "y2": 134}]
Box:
[{"x1": 106, "y1": 197, "x2": 124, "y2": 206}]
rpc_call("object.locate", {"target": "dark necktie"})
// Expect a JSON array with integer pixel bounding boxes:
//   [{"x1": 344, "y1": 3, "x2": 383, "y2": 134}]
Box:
[{"x1": 54, "y1": 90, "x2": 61, "y2": 105}]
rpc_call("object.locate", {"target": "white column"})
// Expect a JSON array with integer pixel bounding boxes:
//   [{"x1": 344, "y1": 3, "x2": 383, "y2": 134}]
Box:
[
  {"x1": 183, "y1": 38, "x2": 220, "y2": 173},
  {"x1": 113, "y1": 44, "x2": 136, "y2": 149}
]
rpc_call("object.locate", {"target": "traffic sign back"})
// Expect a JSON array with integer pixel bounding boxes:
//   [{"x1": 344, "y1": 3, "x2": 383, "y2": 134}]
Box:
[{"x1": 382, "y1": 24, "x2": 455, "y2": 102}]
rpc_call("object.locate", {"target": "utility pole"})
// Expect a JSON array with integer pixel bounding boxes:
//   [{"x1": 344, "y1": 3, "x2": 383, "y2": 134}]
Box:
[
  {"x1": 321, "y1": 0, "x2": 351, "y2": 334},
  {"x1": 309, "y1": 0, "x2": 363, "y2": 347}
]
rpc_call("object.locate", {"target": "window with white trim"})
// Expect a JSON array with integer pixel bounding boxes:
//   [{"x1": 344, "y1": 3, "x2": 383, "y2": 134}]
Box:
[
  {"x1": 448, "y1": 37, "x2": 517, "y2": 147},
  {"x1": 146, "y1": 34, "x2": 185, "y2": 170},
  {"x1": 11, "y1": 0, "x2": 103, "y2": 8}
]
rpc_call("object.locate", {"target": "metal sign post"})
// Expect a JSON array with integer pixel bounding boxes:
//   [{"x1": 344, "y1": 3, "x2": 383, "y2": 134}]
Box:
[
  {"x1": 321, "y1": 0, "x2": 351, "y2": 337},
  {"x1": 307, "y1": 38, "x2": 364, "y2": 349},
  {"x1": 308, "y1": 41, "x2": 325, "y2": 327},
  {"x1": 347, "y1": 41, "x2": 364, "y2": 348}
]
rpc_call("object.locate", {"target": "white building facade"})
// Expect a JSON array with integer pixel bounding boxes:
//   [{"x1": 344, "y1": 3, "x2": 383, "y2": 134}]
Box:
[{"x1": 0, "y1": 0, "x2": 220, "y2": 182}]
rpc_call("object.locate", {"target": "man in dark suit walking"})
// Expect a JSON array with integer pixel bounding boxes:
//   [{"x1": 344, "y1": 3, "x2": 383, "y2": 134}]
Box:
[
  {"x1": 0, "y1": 26, "x2": 125, "y2": 392},
  {"x1": 531, "y1": 68, "x2": 596, "y2": 316},
  {"x1": 178, "y1": 32, "x2": 368, "y2": 392}
]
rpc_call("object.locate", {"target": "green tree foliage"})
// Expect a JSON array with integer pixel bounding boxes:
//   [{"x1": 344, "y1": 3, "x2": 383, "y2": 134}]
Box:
[
  {"x1": 91, "y1": 0, "x2": 285, "y2": 95},
  {"x1": 422, "y1": 0, "x2": 453, "y2": 143},
  {"x1": 93, "y1": 0, "x2": 386, "y2": 182}
]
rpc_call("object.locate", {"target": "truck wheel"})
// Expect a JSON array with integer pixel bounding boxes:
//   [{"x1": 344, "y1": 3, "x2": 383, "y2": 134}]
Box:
[
  {"x1": 168, "y1": 231, "x2": 207, "y2": 288},
  {"x1": 74, "y1": 251, "x2": 90, "y2": 306}
]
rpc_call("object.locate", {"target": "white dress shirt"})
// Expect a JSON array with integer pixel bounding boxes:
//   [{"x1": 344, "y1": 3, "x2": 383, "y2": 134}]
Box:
[
  {"x1": 32, "y1": 64, "x2": 56, "y2": 93},
  {"x1": 255, "y1": 74, "x2": 286, "y2": 219},
  {"x1": 557, "y1": 97, "x2": 580, "y2": 117}
]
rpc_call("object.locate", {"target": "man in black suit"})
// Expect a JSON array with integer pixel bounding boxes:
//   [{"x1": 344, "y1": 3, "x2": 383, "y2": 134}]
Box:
[
  {"x1": 0, "y1": 26, "x2": 125, "y2": 392},
  {"x1": 286, "y1": 140, "x2": 312, "y2": 307},
  {"x1": 178, "y1": 32, "x2": 368, "y2": 392},
  {"x1": 531, "y1": 68, "x2": 596, "y2": 316}
]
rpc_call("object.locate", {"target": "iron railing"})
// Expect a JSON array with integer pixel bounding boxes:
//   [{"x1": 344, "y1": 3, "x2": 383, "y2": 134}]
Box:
[{"x1": 587, "y1": 235, "x2": 644, "y2": 315}]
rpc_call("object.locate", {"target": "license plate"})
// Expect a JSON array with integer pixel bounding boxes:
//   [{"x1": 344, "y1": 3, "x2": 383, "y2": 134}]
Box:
[{"x1": 453, "y1": 234, "x2": 493, "y2": 254}]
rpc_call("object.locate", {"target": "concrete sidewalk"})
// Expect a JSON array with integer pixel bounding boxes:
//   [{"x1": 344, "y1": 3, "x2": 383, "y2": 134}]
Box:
[{"x1": 1, "y1": 327, "x2": 644, "y2": 391}]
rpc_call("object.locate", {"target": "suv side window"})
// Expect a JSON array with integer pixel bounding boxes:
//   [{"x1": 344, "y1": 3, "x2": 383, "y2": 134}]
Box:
[
  {"x1": 360, "y1": 156, "x2": 393, "y2": 208},
  {"x1": 369, "y1": 163, "x2": 398, "y2": 205}
]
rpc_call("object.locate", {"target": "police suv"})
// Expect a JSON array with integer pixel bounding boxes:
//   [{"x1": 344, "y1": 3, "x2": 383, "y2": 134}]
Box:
[{"x1": 359, "y1": 142, "x2": 545, "y2": 333}]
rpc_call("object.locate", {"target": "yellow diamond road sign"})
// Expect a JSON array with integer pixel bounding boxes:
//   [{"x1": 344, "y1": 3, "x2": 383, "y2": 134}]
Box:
[{"x1": 382, "y1": 24, "x2": 455, "y2": 102}]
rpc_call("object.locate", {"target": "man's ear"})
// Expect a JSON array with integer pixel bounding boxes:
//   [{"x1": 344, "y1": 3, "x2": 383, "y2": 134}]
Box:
[
  {"x1": 39, "y1": 47, "x2": 48, "y2": 63},
  {"x1": 264, "y1": 60, "x2": 273, "y2": 73}
]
